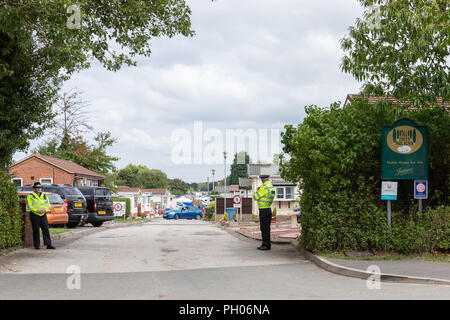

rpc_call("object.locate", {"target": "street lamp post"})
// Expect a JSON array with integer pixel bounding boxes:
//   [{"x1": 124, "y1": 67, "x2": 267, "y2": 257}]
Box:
[
  {"x1": 223, "y1": 152, "x2": 227, "y2": 219},
  {"x1": 212, "y1": 169, "x2": 215, "y2": 191},
  {"x1": 207, "y1": 177, "x2": 209, "y2": 194}
]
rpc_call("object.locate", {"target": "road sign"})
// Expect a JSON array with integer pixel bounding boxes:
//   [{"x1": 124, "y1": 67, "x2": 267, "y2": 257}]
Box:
[
  {"x1": 233, "y1": 195, "x2": 241, "y2": 208},
  {"x1": 414, "y1": 180, "x2": 428, "y2": 199},
  {"x1": 113, "y1": 201, "x2": 126, "y2": 217},
  {"x1": 381, "y1": 181, "x2": 398, "y2": 200}
]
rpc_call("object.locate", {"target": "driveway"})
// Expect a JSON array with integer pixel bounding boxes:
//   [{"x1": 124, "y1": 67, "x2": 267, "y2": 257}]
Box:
[{"x1": 0, "y1": 219, "x2": 449, "y2": 299}]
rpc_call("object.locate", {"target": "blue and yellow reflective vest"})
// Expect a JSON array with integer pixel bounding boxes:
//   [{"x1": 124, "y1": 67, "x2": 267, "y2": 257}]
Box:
[
  {"x1": 27, "y1": 192, "x2": 51, "y2": 216},
  {"x1": 253, "y1": 181, "x2": 276, "y2": 209}
]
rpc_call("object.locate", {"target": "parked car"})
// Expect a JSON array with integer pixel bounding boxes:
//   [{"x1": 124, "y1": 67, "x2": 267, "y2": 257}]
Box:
[
  {"x1": 19, "y1": 184, "x2": 88, "y2": 228},
  {"x1": 163, "y1": 205, "x2": 203, "y2": 220},
  {"x1": 18, "y1": 191, "x2": 69, "y2": 226},
  {"x1": 78, "y1": 186, "x2": 114, "y2": 227}
]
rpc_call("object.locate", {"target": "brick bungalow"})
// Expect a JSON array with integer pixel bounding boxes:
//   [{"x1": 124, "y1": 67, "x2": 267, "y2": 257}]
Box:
[{"x1": 9, "y1": 153, "x2": 104, "y2": 187}]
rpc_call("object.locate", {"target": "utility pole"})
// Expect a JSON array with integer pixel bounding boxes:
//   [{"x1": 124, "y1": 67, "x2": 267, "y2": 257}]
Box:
[
  {"x1": 223, "y1": 152, "x2": 227, "y2": 218},
  {"x1": 207, "y1": 177, "x2": 209, "y2": 194},
  {"x1": 212, "y1": 169, "x2": 215, "y2": 192}
]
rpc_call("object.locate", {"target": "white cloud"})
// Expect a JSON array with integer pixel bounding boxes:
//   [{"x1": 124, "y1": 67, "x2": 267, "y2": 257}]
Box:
[{"x1": 13, "y1": 0, "x2": 365, "y2": 182}]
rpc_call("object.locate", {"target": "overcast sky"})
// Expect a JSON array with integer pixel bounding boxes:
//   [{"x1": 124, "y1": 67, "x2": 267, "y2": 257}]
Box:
[{"x1": 14, "y1": 0, "x2": 365, "y2": 183}]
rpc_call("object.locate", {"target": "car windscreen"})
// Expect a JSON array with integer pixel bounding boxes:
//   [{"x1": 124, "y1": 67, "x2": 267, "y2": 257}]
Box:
[
  {"x1": 62, "y1": 187, "x2": 84, "y2": 196},
  {"x1": 47, "y1": 194, "x2": 64, "y2": 204},
  {"x1": 78, "y1": 187, "x2": 94, "y2": 195}
]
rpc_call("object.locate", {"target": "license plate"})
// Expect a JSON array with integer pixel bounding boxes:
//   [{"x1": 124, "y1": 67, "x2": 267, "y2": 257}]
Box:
[
  {"x1": 98, "y1": 211, "x2": 106, "y2": 215},
  {"x1": 74, "y1": 203, "x2": 82, "y2": 207},
  {"x1": 54, "y1": 207, "x2": 63, "y2": 213}
]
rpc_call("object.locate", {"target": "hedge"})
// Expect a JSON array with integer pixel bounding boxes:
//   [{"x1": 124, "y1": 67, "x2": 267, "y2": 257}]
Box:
[
  {"x1": 0, "y1": 172, "x2": 23, "y2": 249},
  {"x1": 281, "y1": 99, "x2": 449, "y2": 253}
]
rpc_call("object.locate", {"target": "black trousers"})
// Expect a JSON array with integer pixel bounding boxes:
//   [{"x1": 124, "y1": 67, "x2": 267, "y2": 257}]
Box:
[
  {"x1": 259, "y1": 208, "x2": 272, "y2": 248},
  {"x1": 29, "y1": 213, "x2": 52, "y2": 248}
]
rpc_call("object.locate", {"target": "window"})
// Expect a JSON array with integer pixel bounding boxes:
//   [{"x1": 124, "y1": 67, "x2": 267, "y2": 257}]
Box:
[
  {"x1": 285, "y1": 187, "x2": 294, "y2": 200},
  {"x1": 11, "y1": 178, "x2": 22, "y2": 187},
  {"x1": 40, "y1": 178, "x2": 53, "y2": 185},
  {"x1": 275, "y1": 186, "x2": 295, "y2": 200},
  {"x1": 276, "y1": 187, "x2": 284, "y2": 199}
]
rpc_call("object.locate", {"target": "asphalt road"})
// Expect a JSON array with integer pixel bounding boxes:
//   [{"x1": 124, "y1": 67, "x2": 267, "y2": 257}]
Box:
[{"x1": 0, "y1": 219, "x2": 449, "y2": 299}]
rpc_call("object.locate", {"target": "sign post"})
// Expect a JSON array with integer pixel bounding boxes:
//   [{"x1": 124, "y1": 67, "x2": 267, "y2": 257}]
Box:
[
  {"x1": 414, "y1": 180, "x2": 428, "y2": 215},
  {"x1": 381, "y1": 181, "x2": 398, "y2": 230},
  {"x1": 233, "y1": 195, "x2": 242, "y2": 223},
  {"x1": 381, "y1": 118, "x2": 428, "y2": 230}
]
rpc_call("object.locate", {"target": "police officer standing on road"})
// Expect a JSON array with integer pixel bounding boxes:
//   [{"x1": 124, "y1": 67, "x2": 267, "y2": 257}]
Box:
[
  {"x1": 253, "y1": 175, "x2": 276, "y2": 250},
  {"x1": 27, "y1": 182, "x2": 55, "y2": 250}
]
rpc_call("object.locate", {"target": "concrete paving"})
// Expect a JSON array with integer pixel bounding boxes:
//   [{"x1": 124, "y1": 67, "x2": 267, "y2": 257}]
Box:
[{"x1": 0, "y1": 219, "x2": 449, "y2": 299}]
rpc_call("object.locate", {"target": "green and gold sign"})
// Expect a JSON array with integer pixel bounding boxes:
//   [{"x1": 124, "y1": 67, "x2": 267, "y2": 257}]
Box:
[{"x1": 381, "y1": 118, "x2": 428, "y2": 180}]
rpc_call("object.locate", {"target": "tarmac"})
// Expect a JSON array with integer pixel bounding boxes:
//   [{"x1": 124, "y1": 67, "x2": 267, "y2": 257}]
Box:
[{"x1": 234, "y1": 221, "x2": 450, "y2": 285}]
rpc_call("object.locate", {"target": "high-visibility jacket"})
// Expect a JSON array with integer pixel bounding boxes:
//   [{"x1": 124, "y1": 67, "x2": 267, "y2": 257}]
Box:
[
  {"x1": 27, "y1": 192, "x2": 51, "y2": 216},
  {"x1": 253, "y1": 181, "x2": 276, "y2": 209}
]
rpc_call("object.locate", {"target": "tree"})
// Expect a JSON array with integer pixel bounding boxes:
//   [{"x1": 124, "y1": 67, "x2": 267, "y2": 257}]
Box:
[
  {"x1": 0, "y1": 0, "x2": 194, "y2": 167},
  {"x1": 50, "y1": 89, "x2": 93, "y2": 140},
  {"x1": 229, "y1": 151, "x2": 251, "y2": 185},
  {"x1": 169, "y1": 178, "x2": 188, "y2": 195},
  {"x1": 35, "y1": 131, "x2": 119, "y2": 175},
  {"x1": 115, "y1": 164, "x2": 169, "y2": 189},
  {"x1": 340, "y1": 0, "x2": 449, "y2": 107}
]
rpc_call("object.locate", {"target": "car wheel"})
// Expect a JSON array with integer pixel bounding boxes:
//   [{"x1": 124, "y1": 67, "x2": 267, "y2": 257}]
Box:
[
  {"x1": 174, "y1": 214, "x2": 180, "y2": 220},
  {"x1": 66, "y1": 222, "x2": 78, "y2": 229},
  {"x1": 92, "y1": 221, "x2": 103, "y2": 227},
  {"x1": 195, "y1": 214, "x2": 201, "y2": 220}
]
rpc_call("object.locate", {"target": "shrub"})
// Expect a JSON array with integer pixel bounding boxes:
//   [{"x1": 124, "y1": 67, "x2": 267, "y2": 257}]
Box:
[
  {"x1": 0, "y1": 172, "x2": 23, "y2": 249},
  {"x1": 281, "y1": 99, "x2": 449, "y2": 253},
  {"x1": 204, "y1": 202, "x2": 215, "y2": 221}
]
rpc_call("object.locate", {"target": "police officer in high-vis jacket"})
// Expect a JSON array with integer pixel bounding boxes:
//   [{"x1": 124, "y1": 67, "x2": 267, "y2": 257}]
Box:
[
  {"x1": 253, "y1": 175, "x2": 276, "y2": 250},
  {"x1": 27, "y1": 182, "x2": 55, "y2": 250}
]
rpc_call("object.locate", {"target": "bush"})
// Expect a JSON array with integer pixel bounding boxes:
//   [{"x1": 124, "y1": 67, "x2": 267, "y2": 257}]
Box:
[
  {"x1": 281, "y1": 99, "x2": 449, "y2": 253},
  {"x1": 112, "y1": 197, "x2": 131, "y2": 219},
  {"x1": 0, "y1": 172, "x2": 23, "y2": 249},
  {"x1": 204, "y1": 202, "x2": 215, "y2": 221}
]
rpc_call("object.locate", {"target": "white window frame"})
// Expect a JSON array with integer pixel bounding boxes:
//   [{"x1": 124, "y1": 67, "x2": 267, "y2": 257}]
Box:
[
  {"x1": 11, "y1": 178, "x2": 23, "y2": 187},
  {"x1": 40, "y1": 177, "x2": 53, "y2": 185},
  {"x1": 275, "y1": 186, "x2": 295, "y2": 201}
]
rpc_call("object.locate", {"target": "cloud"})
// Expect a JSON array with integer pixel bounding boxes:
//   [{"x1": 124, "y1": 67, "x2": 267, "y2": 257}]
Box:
[{"x1": 13, "y1": 0, "x2": 365, "y2": 182}]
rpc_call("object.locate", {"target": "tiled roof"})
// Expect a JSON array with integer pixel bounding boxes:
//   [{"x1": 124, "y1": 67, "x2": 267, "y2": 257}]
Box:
[
  {"x1": 13, "y1": 154, "x2": 104, "y2": 178},
  {"x1": 142, "y1": 188, "x2": 168, "y2": 195},
  {"x1": 116, "y1": 185, "x2": 141, "y2": 193},
  {"x1": 345, "y1": 94, "x2": 450, "y2": 111},
  {"x1": 229, "y1": 185, "x2": 240, "y2": 191}
]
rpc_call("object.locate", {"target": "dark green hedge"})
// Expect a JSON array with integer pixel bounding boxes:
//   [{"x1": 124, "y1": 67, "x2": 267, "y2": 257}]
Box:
[
  {"x1": 112, "y1": 197, "x2": 131, "y2": 218},
  {"x1": 0, "y1": 172, "x2": 23, "y2": 249},
  {"x1": 281, "y1": 99, "x2": 449, "y2": 253}
]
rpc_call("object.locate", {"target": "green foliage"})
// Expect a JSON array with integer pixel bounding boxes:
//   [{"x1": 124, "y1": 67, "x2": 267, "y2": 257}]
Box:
[
  {"x1": 169, "y1": 178, "x2": 188, "y2": 195},
  {"x1": 204, "y1": 202, "x2": 215, "y2": 221},
  {"x1": 280, "y1": 99, "x2": 449, "y2": 253},
  {"x1": 115, "y1": 164, "x2": 169, "y2": 189},
  {"x1": 0, "y1": 171, "x2": 23, "y2": 249},
  {"x1": 0, "y1": 0, "x2": 194, "y2": 168},
  {"x1": 112, "y1": 196, "x2": 131, "y2": 219},
  {"x1": 340, "y1": 0, "x2": 449, "y2": 107},
  {"x1": 35, "y1": 131, "x2": 119, "y2": 175},
  {"x1": 229, "y1": 151, "x2": 251, "y2": 185}
]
